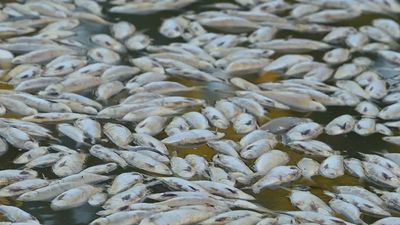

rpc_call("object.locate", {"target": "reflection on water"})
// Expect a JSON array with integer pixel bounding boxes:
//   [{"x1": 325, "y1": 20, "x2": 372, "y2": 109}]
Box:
[{"x1": 1, "y1": 1, "x2": 400, "y2": 225}]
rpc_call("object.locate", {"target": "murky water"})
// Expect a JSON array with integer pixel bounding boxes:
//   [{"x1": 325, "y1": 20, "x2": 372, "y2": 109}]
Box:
[{"x1": 1, "y1": 1, "x2": 400, "y2": 225}]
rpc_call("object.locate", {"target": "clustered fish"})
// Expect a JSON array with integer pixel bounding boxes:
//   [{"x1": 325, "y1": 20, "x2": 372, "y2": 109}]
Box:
[{"x1": 0, "y1": 0, "x2": 399, "y2": 225}]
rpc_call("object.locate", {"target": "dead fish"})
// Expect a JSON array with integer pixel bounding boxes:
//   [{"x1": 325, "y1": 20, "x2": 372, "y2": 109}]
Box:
[
  {"x1": 162, "y1": 129, "x2": 224, "y2": 146},
  {"x1": 182, "y1": 112, "x2": 209, "y2": 130},
  {"x1": 131, "y1": 81, "x2": 194, "y2": 94},
  {"x1": 363, "y1": 161, "x2": 400, "y2": 188},
  {"x1": 108, "y1": 172, "x2": 143, "y2": 195},
  {"x1": 344, "y1": 158, "x2": 365, "y2": 178},
  {"x1": 201, "y1": 106, "x2": 229, "y2": 129},
  {"x1": 325, "y1": 114, "x2": 356, "y2": 135},
  {"x1": 44, "y1": 55, "x2": 87, "y2": 77},
  {"x1": 111, "y1": 21, "x2": 136, "y2": 40},
  {"x1": 213, "y1": 154, "x2": 253, "y2": 176},
  {"x1": 355, "y1": 101, "x2": 380, "y2": 118},
  {"x1": 334, "y1": 63, "x2": 367, "y2": 80},
  {"x1": 51, "y1": 185, "x2": 101, "y2": 211},
  {"x1": 289, "y1": 190, "x2": 333, "y2": 215},
  {"x1": 372, "y1": 217, "x2": 400, "y2": 225},
  {"x1": 346, "y1": 32, "x2": 369, "y2": 50},
  {"x1": 96, "y1": 81, "x2": 124, "y2": 101},
  {"x1": 232, "y1": 113, "x2": 257, "y2": 134},
  {"x1": 0, "y1": 127, "x2": 38, "y2": 150},
  {"x1": 0, "y1": 97, "x2": 37, "y2": 116},
  {"x1": 91, "y1": 34, "x2": 126, "y2": 53},
  {"x1": 171, "y1": 155, "x2": 196, "y2": 179},
  {"x1": 208, "y1": 140, "x2": 240, "y2": 158},
  {"x1": 52, "y1": 153, "x2": 86, "y2": 177},
  {"x1": 323, "y1": 27, "x2": 356, "y2": 44},
  {"x1": 130, "y1": 57, "x2": 164, "y2": 74},
  {"x1": 297, "y1": 158, "x2": 320, "y2": 180},
  {"x1": 215, "y1": 99, "x2": 242, "y2": 121},
  {"x1": 254, "y1": 38, "x2": 331, "y2": 53},
  {"x1": 283, "y1": 211, "x2": 355, "y2": 225},
  {"x1": 0, "y1": 178, "x2": 49, "y2": 197},
  {"x1": 248, "y1": 27, "x2": 277, "y2": 43},
  {"x1": 119, "y1": 151, "x2": 171, "y2": 175},
  {"x1": 241, "y1": 139, "x2": 274, "y2": 159},
  {"x1": 122, "y1": 106, "x2": 180, "y2": 122},
  {"x1": 336, "y1": 80, "x2": 370, "y2": 99},
  {"x1": 103, "y1": 123, "x2": 133, "y2": 148},
  {"x1": 335, "y1": 186, "x2": 384, "y2": 206},
  {"x1": 0, "y1": 169, "x2": 38, "y2": 186},
  {"x1": 131, "y1": 133, "x2": 168, "y2": 155},
  {"x1": 135, "y1": 116, "x2": 167, "y2": 136},
  {"x1": 378, "y1": 103, "x2": 400, "y2": 120},
  {"x1": 12, "y1": 48, "x2": 77, "y2": 64},
  {"x1": 165, "y1": 116, "x2": 190, "y2": 136},
  {"x1": 263, "y1": 55, "x2": 313, "y2": 72},
  {"x1": 185, "y1": 154, "x2": 210, "y2": 178},
  {"x1": 326, "y1": 191, "x2": 390, "y2": 217},
  {"x1": 260, "y1": 117, "x2": 311, "y2": 134},
  {"x1": 319, "y1": 155, "x2": 345, "y2": 179},
  {"x1": 283, "y1": 122, "x2": 323, "y2": 142},
  {"x1": 329, "y1": 198, "x2": 365, "y2": 225},
  {"x1": 125, "y1": 33, "x2": 151, "y2": 51},
  {"x1": 253, "y1": 150, "x2": 290, "y2": 176},
  {"x1": 360, "y1": 25, "x2": 394, "y2": 44},
  {"x1": 57, "y1": 123, "x2": 86, "y2": 144},
  {"x1": 88, "y1": 47, "x2": 121, "y2": 64},
  {"x1": 8, "y1": 64, "x2": 42, "y2": 85},
  {"x1": 258, "y1": 91, "x2": 326, "y2": 112},
  {"x1": 140, "y1": 206, "x2": 217, "y2": 225},
  {"x1": 323, "y1": 48, "x2": 351, "y2": 64},
  {"x1": 229, "y1": 97, "x2": 266, "y2": 117},
  {"x1": 354, "y1": 118, "x2": 376, "y2": 136},
  {"x1": 288, "y1": 140, "x2": 335, "y2": 157},
  {"x1": 252, "y1": 166, "x2": 301, "y2": 193},
  {"x1": 13, "y1": 147, "x2": 49, "y2": 164},
  {"x1": 75, "y1": 118, "x2": 101, "y2": 144},
  {"x1": 159, "y1": 17, "x2": 186, "y2": 38},
  {"x1": 90, "y1": 145, "x2": 128, "y2": 168},
  {"x1": 0, "y1": 205, "x2": 39, "y2": 223}
]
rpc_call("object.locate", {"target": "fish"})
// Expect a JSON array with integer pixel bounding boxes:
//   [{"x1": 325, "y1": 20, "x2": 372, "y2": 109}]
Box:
[
  {"x1": 325, "y1": 114, "x2": 356, "y2": 135},
  {"x1": 283, "y1": 122, "x2": 323, "y2": 142},
  {"x1": 162, "y1": 129, "x2": 224, "y2": 146},
  {"x1": 319, "y1": 155, "x2": 345, "y2": 179},
  {"x1": 90, "y1": 145, "x2": 128, "y2": 168},
  {"x1": 252, "y1": 166, "x2": 301, "y2": 193},
  {"x1": 52, "y1": 153, "x2": 87, "y2": 177},
  {"x1": 108, "y1": 172, "x2": 143, "y2": 195},
  {"x1": 51, "y1": 185, "x2": 102, "y2": 211},
  {"x1": 289, "y1": 190, "x2": 333, "y2": 215}
]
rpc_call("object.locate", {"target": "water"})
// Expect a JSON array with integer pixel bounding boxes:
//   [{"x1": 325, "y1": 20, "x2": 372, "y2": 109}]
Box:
[{"x1": 1, "y1": 1, "x2": 400, "y2": 225}]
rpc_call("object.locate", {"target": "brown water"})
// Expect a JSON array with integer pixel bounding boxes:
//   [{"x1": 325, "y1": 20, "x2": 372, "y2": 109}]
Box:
[{"x1": 1, "y1": 1, "x2": 400, "y2": 225}]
